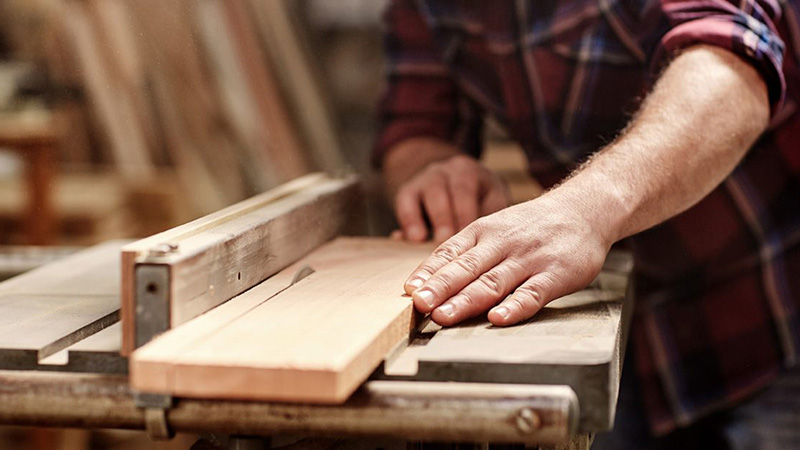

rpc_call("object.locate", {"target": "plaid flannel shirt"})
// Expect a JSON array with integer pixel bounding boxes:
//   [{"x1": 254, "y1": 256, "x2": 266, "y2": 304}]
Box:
[{"x1": 374, "y1": 0, "x2": 800, "y2": 435}]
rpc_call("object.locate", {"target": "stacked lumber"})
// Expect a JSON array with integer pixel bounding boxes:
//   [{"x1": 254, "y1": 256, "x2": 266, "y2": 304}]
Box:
[{"x1": 0, "y1": 0, "x2": 345, "y2": 216}]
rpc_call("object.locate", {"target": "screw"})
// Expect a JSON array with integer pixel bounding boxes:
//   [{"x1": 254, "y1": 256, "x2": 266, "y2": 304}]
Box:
[{"x1": 515, "y1": 407, "x2": 541, "y2": 434}]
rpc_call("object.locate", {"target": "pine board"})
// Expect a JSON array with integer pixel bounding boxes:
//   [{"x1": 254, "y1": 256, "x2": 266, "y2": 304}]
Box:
[{"x1": 131, "y1": 237, "x2": 434, "y2": 403}]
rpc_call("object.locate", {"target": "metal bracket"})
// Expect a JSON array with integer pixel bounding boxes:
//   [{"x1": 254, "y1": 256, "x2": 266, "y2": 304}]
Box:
[
  {"x1": 135, "y1": 264, "x2": 171, "y2": 349},
  {"x1": 135, "y1": 392, "x2": 174, "y2": 440}
]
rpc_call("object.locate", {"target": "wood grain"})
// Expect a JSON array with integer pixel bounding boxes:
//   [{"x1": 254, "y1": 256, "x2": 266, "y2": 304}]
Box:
[{"x1": 131, "y1": 237, "x2": 434, "y2": 403}]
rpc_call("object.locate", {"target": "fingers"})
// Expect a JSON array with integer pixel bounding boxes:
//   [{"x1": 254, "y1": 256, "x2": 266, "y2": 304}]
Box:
[
  {"x1": 404, "y1": 231, "x2": 477, "y2": 294},
  {"x1": 430, "y1": 261, "x2": 523, "y2": 325},
  {"x1": 421, "y1": 178, "x2": 456, "y2": 243},
  {"x1": 488, "y1": 273, "x2": 556, "y2": 326},
  {"x1": 395, "y1": 186, "x2": 428, "y2": 242},
  {"x1": 409, "y1": 243, "x2": 503, "y2": 314},
  {"x1": 446, "y1": 161, "x2": 480, "y2": 231},
  {"x1": 392, "y1": 154, "x2": 502, "y2": 244},
  {"x1": 395, "y1": 175, "x2": 459, "y2": 244}
]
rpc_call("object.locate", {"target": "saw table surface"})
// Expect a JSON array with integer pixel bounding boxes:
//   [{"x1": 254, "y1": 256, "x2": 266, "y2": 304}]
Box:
[{"x1": 0, "y1": 174, "x2": 633, "y2": 448}]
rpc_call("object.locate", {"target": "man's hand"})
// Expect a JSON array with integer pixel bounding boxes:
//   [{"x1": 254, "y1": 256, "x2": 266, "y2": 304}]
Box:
[
  {"x1": 383, "y1": 137, "x2": 508, "y2": 243},
  {"x1": 403, "y1": 189, "x2": 612, "y2": 326}
]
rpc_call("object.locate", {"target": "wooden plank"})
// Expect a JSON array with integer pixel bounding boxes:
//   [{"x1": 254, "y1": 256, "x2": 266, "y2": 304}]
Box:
[
  {"x1": 380, "y1": 251, "x2": 633, "y2": 432},
  {"x1": 120, "y1": 173, "x2": 362, "y2": 354},
  {"x1": 0, "y1": 241, "x2": 126, "y2": 370},
  {"x1": 131, "y1": 237, "x2": 434, "y2": 403}
]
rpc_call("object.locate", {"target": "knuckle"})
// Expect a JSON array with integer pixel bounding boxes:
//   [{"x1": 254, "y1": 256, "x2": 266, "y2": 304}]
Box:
[
  {"x1": 536, "y1": 271, "x2": 559, "y2": 291},
  {"x1": 477, "y1": 271, "x2": 505, "y2": 297},
  {"x1": 452, "y1": 159, "x2": 480, "y2": 179},
  {"x1": 417, "y1": 263, "x2": 437, "y2": 277},
  {"x1": 509, "y1": 296, "x2": 528, "y2": 312},
  {"x1": 447, "y1": 176, "x2": 467, "y2": 189},
  {"x1": 515, "y1": 284, "x2": 543, "y2": 309},
  {"x1": 449, "y1": 154, "x2": 471, "y2": 167},
  {"x1": 429, "y1": 273, "x2": 455, "y2": 295},
  {"x1": 395, "y1": 186, "x2": 417, "y2": 205},
  {"x1": 503, "y1": 258, "x2": 527, "y2": 274},
  {"x1": 432, "y1": 243, "x2": 460, "y2": 263},
  {"x1": 466, "y1": 218, "x2": 487, "y2": 236},
  {"x1": 456, "y1": 291, "x2": 476, "y2": 308},
  {"x1": 427, "y1": 161, "x2": 446, "y2": 174},
  {"x1": 453, "y1": 252, "x2": 481, "y2": 276},
  {"x1": 451, "y1": 179, "x2": 478, "y2": 197}
]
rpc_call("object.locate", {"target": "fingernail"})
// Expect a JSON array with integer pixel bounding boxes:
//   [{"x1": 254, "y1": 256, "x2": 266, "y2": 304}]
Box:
[
  {"x1": 415, "y1": 289, "x2": 435, "y2": 308},
  {"x1": 492, "y1": 306, "x2": 509, "y2": 320},
  {"x1": 406, "y1": 278, "x2": 424, "y2": 290},
  {"x1": 437, "y1": 303, "x2": 455, "y2": 317}
]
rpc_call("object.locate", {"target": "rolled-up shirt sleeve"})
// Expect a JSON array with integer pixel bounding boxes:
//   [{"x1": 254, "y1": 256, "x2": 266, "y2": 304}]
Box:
[
  {"x1": 372, "y1": 0, "x2": 482, "y2": 168},
  {"x1": 650, "y1": 0, "x2": 786, "y2": 114}
]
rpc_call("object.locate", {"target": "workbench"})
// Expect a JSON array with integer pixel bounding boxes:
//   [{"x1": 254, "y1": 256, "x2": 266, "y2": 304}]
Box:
[{"x1": 0, "y1": 174, "x2": 633, "y2": 450}]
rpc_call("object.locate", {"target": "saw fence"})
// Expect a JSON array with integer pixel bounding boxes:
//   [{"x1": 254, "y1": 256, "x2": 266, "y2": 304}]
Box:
[{"x1": 0, "y1": 173, "x2": 633, "y2": 450}]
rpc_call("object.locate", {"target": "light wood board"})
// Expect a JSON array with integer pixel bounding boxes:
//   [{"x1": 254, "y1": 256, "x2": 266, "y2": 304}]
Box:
[{"x1": 131, "y1": 237, "x2": 434, "y2": 403}]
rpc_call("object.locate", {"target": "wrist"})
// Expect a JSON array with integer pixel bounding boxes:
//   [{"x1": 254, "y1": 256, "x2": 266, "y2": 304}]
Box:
[{"x1": 545, "y1": 169, "x2": 634, "y2": 249}]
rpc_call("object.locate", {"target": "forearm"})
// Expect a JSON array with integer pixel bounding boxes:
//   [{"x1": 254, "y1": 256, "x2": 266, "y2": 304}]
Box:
[{"x1": 555, "y1": 45, "x2": 770, "y2": 245}]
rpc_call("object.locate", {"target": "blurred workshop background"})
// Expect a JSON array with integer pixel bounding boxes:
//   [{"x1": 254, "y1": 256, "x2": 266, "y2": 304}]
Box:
[
  {"x1": 0, "y1": 0, "x2": 540, "y2": 249},
  {"x1": 0, "y1": 0, "x2": 539, "y2": 448}
]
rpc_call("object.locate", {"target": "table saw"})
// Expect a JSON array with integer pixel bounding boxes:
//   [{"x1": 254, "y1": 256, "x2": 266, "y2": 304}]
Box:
[{"x1": 0, "y1": 173, "x2": 633, "y2": 450}]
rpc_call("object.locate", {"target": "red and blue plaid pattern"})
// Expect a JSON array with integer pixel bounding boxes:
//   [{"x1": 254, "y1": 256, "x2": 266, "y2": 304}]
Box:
[{"x1": 374, "y1": 0, "x2": 800, "y2": 435}]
